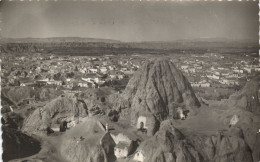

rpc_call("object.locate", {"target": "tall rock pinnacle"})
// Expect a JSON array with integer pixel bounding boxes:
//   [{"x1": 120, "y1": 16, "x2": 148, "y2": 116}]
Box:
[{"x1": 117, "y1": 58, "x2": 200, "y2": 134}]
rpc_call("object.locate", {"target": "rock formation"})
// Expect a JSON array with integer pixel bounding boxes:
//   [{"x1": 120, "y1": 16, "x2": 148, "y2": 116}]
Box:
[
  {"x1": 132, "y1": 120, "x2": 202, "y2": 162},
  {"x1": 253, "y1": 134, "x2": 260, "y2": 162},
  {"x1": 2, "y1": 127, "x2": 41, "y2": 162},
  {"x1": 75, "y1": 87, "x2": 117, "y2": 116},
  {"x1": 228, "y1": 79, "x2": 259, "y2": 113},
  {"x1": 22, "y1": 96, "x2": 88, "y2": 135},
  {"x1": 116, "y1": 59, "x2": 200, "y2": 134},
  {"x1": 2, "y1": 86, "x2": 35, "y2": 106},
  {"x1": 60, "y1": 118, "x2": 116, "y2": 162},
  {"x1": 204, "y1": 127, "x2": 253, "y2": 162},
  {"x1": 35, "y1": 88, "x2": 63, "y2": 101}
]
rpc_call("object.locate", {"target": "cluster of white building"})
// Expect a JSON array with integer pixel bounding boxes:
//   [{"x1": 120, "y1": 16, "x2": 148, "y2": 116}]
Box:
[{"x1": 177, "y1": 54, "x2": 259, "y2": 87}]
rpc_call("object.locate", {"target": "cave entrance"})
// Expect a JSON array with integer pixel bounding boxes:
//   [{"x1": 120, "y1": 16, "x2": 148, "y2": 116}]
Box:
[
  {"x1": 60, "y1": 121, "x2": 68, "y2": 132},
  {"x1": 137, "y1": 116, "x2": 147, "y2": 134},
  {"x1": 139, "y1": 122, "x2": 144, "y2": 129}
]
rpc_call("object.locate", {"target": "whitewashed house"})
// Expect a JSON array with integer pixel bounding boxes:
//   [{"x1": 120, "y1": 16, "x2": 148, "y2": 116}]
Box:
[
  {"x1": 114, "y1": 142, "x2": 132, "y2": 159},
  {"x1": 200, "y1": 82, "x2": 210, "y2": 87},
  {"x1": 230, "y1": 115, "x2": 239, "y2": 126},
  {"x1": 177, "y1": 107, "x2": 185, "y2": 120},
  {"x1": 89, "y1": 68, "x2": 98, "y2": 73},
  {"x1": 51, "y1": 124, "x2": 60, "y2": 132},
  {"x1": 181, "y1": 65, "x2": 189, "y2": 70},
  {"x1": 100, "y1": 67, "x2": 108, "y2": 74},
  {"x1": 111, "y1": 133, "x2": 135, "y2": 159},
  {"x1": 133, "y1": 150, "x2": 145, "y2": 162}
]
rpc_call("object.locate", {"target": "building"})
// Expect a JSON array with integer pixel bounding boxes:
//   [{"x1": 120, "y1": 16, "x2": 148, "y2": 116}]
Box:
[
  {"x1": 67, "y1": 121, "x2": 76, "y2": 128},
  {"x1": 51, "y1": 124, "x2": 60, "y2": 132},
  {"x1": 230, "y1": 115, "x2": 239, "y2": 126},
  {"x1": 181, "y1": 65, "x2": 189, "y2": 70},
  {"x1": 191, "y1": 82, "x2": 210, "y2": 88},
  {"x1": 191, "y1": 82, "x2": 200, "y2": 87},
  {"x1": 177, "y1": 107, "x2": 185, "y2": 120},
  {"x1": 20, "y1": 82, "x2": 34, "y2": 87},
  {"x1": 133, "y1": 150, "x2": 145, "y2": 162},
  {"x1": 118, "y1": 74, "x2": 124, "y2": 80},
  {"x1": 89, "y1": 68, "x2": 98, "y2": 73},
  {"x1": 110, "y1": 74, "x2": 117, "y2": 79},
  {"x1": 207, "y1": 74, "x2": 220, "y2": 80},
  {"x1": 78, "y1": 82, "x2": 89, "y2": 88},
  {"x1": 200, "y1": 82, "x2": 211, "y2": 87},
  {"x1": 35, "y1": 80, "x2": 48, "y2": 86},
  {"x1": 110, "y1": 132, "x2": 137, "y2": 159},
  {"x1": 244, "y1": 67, "x2": 252, "y2": 73},
  {"x1": 114, "y1": 142, "x2": 133, "y2": 159},
  {"x1": 220, "y1": 79, "x2": 238, "y2": 86},
  {"x1": 82, "y1": 74, "x2": 100, "y2": 83},
  {"x1": 100, "y1": 67, "x2": 108, "y2": 74},
  {"x1": 255, "y1": 67, "x2": 260, "y2": 72},
  {"x1": 189, "y1": 68, "x2": 196, "y2": 73},
  {"x1": 232, "y1": 73, "x2": 239, "y2": 78}
]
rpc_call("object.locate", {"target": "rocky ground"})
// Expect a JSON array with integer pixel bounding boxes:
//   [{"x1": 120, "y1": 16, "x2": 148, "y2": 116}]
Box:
[{"x1": 2, "y1": 59, "x2": 260, "y2": 162}]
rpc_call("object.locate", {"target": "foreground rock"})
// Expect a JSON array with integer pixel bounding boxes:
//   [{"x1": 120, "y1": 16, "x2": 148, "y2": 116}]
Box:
[
  {"x1": 188, "y1": 127, "x2": 253, "y2": 162},
  {"x1": 60, "y1": 118, "x2": 116, "y2": 162},
  {"x1": 116, "y1": 59, "x2": 200, "y2": 135},
  {"x1": 2, "y1": 127, "x2": 41, "y2": 162},
  {"x1": 22, "y1": 96, "x2": 88, "y2": 135},
  {"x1": 221, "y1": 78, "x2": 260, "y2": 161}
]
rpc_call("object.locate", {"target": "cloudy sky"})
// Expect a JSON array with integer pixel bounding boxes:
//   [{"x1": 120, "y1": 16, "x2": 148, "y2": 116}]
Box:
[{"x1": 0, "y1": 1, "x2": 258, "y2": 42}]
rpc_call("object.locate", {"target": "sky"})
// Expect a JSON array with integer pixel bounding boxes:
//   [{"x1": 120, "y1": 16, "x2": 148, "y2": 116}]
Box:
[{"x1": 0, "y1": 1, "x2": 258, "y2": 42}]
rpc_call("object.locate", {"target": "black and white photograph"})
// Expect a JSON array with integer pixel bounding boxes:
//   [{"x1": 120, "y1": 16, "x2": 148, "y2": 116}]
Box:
[{"x1": 0, "y1": 0, "x2": 259, "y2": 162}]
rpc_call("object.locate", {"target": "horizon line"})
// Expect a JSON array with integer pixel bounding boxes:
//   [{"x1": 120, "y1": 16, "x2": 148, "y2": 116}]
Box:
[{"x1": 1, "y1": 36, "x2": 258, "y2": 43}]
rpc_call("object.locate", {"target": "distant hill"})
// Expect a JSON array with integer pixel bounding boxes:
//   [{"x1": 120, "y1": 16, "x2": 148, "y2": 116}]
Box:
[
  {"x1": 128, "y1": 38, "x2": 258, "y2": 49},
  {"x1": 0, "y1": 37, "x2": 121, "y2": 44},
  {"x1": 0, "y1": 37, "x2": 258, "y2": 55}
]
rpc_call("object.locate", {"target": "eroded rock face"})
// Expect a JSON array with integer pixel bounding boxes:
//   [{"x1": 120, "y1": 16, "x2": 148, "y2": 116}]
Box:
[
  {"x1": 35, "y1": 88, "x2": 63, "y2": 102},
  {"x1": 190, "y1": 127, "x2": 253, "y2": 162},
  {"x1": 228, "y1": 79, "x2": 260, "y2": 113},
  {"x1": 21, "y1": 96, "x2": 88, "y2": 135},
  {"x1": 210, "y1": 128, "x2": 252, "y2": 162},
  {"x1": 61, "y1": 129, "x2": 116, "y2": 162},
  {"x1": 117, "y1": 59, "x2": 200, "y2": 130},
  {"x1": 2, "y1": 127, "x2": 41, "y2": 162},
  {"x1": 75, "y1": 88, "x2": 117, "y2": 116},
  {"x1": 133, "y1": 120, "x2": 202, "y2": 162},
  {"x1": 61, "y1": 140, "x2": 107, "y2": 162},
  {"x1": 253, "y1": 134, "x2": 260, "y2": 162},
  {"x1": 2, "y1": 86, "x2": 35, "y2": 106}
]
